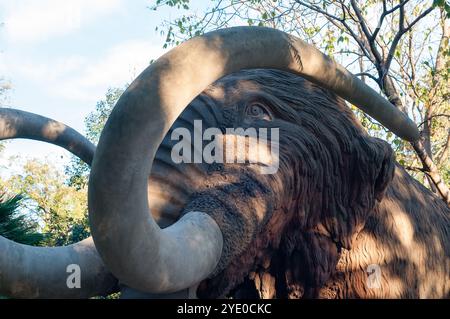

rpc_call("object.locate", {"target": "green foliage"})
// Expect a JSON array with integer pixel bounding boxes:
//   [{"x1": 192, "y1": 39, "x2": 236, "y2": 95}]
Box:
[
  {"x1": 84, "y1": 87, "x2": 126, "y2": 145},
  {"x1": 61, "y1": 87, "x2": 126, "y2": 243},
  {"x1": 0, "y1": 159, "x2": 88, "y2": 246},
  {"x1": 154, "y1": 0, "x2": 190, "y2": 10},
  {"x1": 65, "y1": 157, "x2": 90, "y2": 190},
  {"x1": 65, "y1": 87, "x2": 126, "y2": 190},
  {"x1": 433, "y1": 0, "x2": 450, "y2": 18},
  {"x1": 44, "y1": 207, "x2": 90, "y2": 246},
  {"x1": 91, "y1": 292, "x2": 121, "y2": 299},
  {"x1": 0, "y1": 194, "x2": 45, "y2": 246},
  {"x1": 1, "y1": 87, "x2": 126, "y2": 248}
]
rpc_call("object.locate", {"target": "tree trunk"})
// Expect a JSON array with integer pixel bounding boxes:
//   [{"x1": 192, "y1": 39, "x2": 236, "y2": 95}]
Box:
[{"x1": 412, "y1": 139, "x2": 450, "y2": 205}]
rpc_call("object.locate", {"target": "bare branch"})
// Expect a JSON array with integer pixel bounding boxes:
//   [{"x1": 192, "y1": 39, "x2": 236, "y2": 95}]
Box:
[
  {"x1": 399, "y1": 1, "x2": 406, "y2": 31},
  {"x1": 404, "y1": 165, "x2": 426, "y2": 172},
  {"x1": 350, "y1": 0, "x2": 372, "y2": 40},
  {"x1": 338, "y1": 0, "x2": 358, "y2": 23},
  {"x1": 437, "y1": 130, "x2": 450, "y2": 164},
  {"x1": 295, "y1": 1, "x2": 343, "y2": 22},
  {"x1": 350, "y1": 0, "x2": 383, "y2": 63},
  {"x1": 339, "y1": 49, "x2": 366, "y2": 57},
  {"x1": 418, "y1": 114, "x2": 450, "y2": 128},
  {"x1": 385, "y1": 5, "x2": 434, "y2": 71},
  {"x1": 405, "y1": 6, "x2": 434, "y2": 33},
  {"x1": 412, "y1": 139, "x2": 450, "y2": 205},
  {"x1": 386, "y1": 0, "x2": 411, "y2": 15},
  {"x1": 295, "y1": 0, "x2": 375, "y2": 63},
  {"x1": 354, "y1": 72, "x2": 380, "y2": 83}
]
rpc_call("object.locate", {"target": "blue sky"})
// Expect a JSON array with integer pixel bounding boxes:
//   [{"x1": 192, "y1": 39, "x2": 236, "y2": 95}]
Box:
[{"x1": 0, "y1": 0, "x2": 206, "y2": 170}]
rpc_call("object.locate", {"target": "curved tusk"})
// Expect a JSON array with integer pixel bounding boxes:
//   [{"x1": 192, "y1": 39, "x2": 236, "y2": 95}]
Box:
[
  {"x1": 0, "y1": 237, "x2": 116, "y2": 298},
  {"x1": 88, "y1": 26, "x2": 419, "y2": 294},
  {"x1": 0, "y1": 108, "x2": 95, "y2": 164},
  {"x1": 0, "y1": 108, "x2": 117, "y2": 298}
]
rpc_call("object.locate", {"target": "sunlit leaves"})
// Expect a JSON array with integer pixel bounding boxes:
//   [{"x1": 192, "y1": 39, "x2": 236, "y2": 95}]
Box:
[{"x1": 0, "y1": 159, "x2": 88, "y2": 246}]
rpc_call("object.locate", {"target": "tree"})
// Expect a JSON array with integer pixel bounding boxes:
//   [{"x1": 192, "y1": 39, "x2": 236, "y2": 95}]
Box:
[
  {"x1": 151, "y1": 0, "x2": 450, "y2": 204},
  {"x1": 1, "y1": 41, "x2": 46, "y2": 246},
  {"x1": 62, "y1": 87, "x2": 125, "y2": 245},
  {"x1": 65, "y1": 87, "x2": 126, "y2": 189},
  {"x1": 1, "y1": 72, "x2": 91, "y2": 245},
  {"x1": 0, "y1": 194, "x2": 44, "y2": 246},
  {"x1": 0, "y1": 194, "x2": 44, "y2": 299},
  {"x1": 0, "y1": 158, "x2": 88, "y2": 246},
  {"x1": 1, "y1": 87, "x2": 125, "y2": 247}
]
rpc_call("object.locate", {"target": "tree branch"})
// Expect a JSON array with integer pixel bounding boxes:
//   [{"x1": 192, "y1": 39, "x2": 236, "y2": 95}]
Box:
[
  {"x1": 294, "y1": 1, "x2": 448, "y2": 205},
  {"x1": 354, "y1": 72, "x2": 379, "y2": 83},
  {"x1": 403, "y1": 165, "x2": 426, "y2": 172},
  {"x1": 295, "y1": 1, "x2": 375, "y2": 63},
  {"x1": 404, "y1": 5, "x2": 434, "y2": 33},
  {"x1": 350, "y1": 0, "x2": 383, "y2": 63},
  {"x1": 437, "y1": 130, "x2": 450, "y2": 164},
  {"x1": 350, "y1": 0, "x2": 372, "y2": 40},
  {"x1": 412, "y1": 139, "x2": 450, "y2": 205},
  {"x1": 295, "y1": 1, "x2": 343, "y2": 22},
  {"x1": 418, "y1": 114, "x2": 450, "y2": 128},
  {"x1": 373, "y1": 0, "x2": 411, "y2": 41},
  {"x1": 385, "y1": 5, "x2": 434, "y2": 71}
]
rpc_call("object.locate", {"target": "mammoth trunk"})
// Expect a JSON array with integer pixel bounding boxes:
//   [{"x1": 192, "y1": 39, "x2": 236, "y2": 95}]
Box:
[
  {"x1": 148, "y1": 92, "x2": 281, "y2": 227},
  {"x1": 148, "y1": 94, "x2": 220, "y2": 227}
]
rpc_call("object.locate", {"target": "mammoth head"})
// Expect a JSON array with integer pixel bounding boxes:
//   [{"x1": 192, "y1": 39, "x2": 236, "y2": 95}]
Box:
[
  {"x1": 196, "y1": 69, "x2": 397, "y2": 244},
  {"x1": 88, "y1": 27, "x2": 416, "y2": 297},
  {"x1": 145, "y1": 69, "x2": 397, "y2": 298}
]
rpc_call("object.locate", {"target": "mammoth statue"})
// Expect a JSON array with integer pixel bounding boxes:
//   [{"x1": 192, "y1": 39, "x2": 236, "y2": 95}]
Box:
[{"x1": 0, "y1": 27, "x2": 449, "y2": 299}]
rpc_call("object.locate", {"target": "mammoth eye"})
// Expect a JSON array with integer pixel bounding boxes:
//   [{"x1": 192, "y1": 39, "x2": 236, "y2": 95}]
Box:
[{"x1": 246, "y1": 103, "x2": 272, "y2": 121}]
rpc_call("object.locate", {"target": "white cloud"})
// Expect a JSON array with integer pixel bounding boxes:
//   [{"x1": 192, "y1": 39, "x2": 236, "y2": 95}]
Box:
[
  {"x1": 57, "y1": 40, "x2": 165, "y2": 101},
  {"x1": 11, "y1": 55, "x2": 87, "y2": 82},
  {"x1": 8, "y1": 40, "x2": 166, "y2": 102},
  {"x1": 2, "y1": 0, "x2": 123, "y2": 43}
]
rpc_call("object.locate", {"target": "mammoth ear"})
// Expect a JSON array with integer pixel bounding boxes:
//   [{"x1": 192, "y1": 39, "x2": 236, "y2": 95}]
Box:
[
  {"x1": 344, "y1": 136, "x2": 395, "y2": 248},
  {"x1": 371, "y1": 137, "x2": 395, "y2": 202},
  {"x1": 321, "y1": 136, "x2": 395, "y2": 250}
]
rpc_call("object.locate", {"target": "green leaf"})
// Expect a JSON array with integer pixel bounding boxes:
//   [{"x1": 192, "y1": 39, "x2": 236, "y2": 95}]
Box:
[{"x1": 433, "y1": 0, "x2": 445, "y2": 7}]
